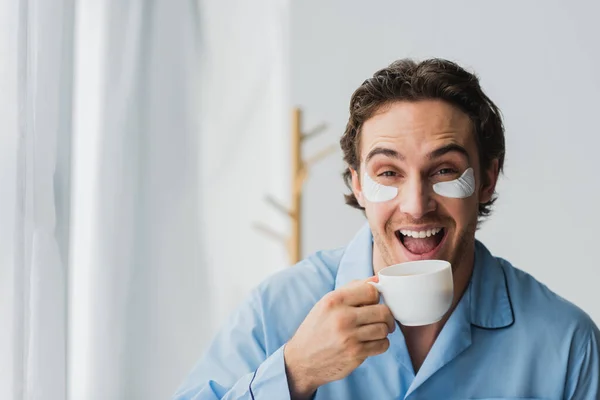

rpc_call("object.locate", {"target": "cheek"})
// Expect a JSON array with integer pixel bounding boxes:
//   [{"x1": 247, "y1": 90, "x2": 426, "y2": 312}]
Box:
[
  {"x1": 438, "y1": 196, "x2": 478, "y2": 227},
  {"x1": 365, "y1": 201, "x2": 397, "y2": 228}
]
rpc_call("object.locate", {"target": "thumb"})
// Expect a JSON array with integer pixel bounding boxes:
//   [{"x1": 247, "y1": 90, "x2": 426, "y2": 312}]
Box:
[{"x1": 365, "y1": 275, "x2": 379, "y2": 283}]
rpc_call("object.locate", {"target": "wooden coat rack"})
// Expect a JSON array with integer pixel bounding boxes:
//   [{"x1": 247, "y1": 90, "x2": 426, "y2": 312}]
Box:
[{"x1": 254, "y1": 108, "x2": 337, "y2": 265}]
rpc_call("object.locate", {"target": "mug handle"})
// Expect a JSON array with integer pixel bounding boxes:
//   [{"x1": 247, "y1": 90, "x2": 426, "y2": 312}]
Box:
[{"x1": 367, "y1": 281, "x2": 383, "y2": 292}]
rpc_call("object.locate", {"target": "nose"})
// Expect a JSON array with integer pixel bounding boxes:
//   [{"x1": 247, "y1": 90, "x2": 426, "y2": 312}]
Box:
[{"x1": 398, "y1": 176, "x2": 436, "y2": 219}]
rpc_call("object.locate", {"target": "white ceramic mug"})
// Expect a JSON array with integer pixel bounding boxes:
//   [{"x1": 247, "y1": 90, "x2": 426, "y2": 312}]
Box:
[{"x1": 368, "y1": 259, "x2": 454, "y2": 326}]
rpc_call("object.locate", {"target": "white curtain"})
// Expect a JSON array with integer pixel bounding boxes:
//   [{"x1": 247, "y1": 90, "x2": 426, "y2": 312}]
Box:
[
  {"x1": 0, "y1": 0, "x2": 289, "y2": 399},
  {"x1": 1, "y1": 1, "x2": 74, "y2": 398}
]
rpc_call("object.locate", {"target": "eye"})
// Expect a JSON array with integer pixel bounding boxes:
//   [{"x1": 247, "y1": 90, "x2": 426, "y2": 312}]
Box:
[
  {"x1": 379, "y1": 171, "x2": 397, "y2": 177},
  {"x1": 435, "y1": 168, "x2": 458, "y2": 176}
]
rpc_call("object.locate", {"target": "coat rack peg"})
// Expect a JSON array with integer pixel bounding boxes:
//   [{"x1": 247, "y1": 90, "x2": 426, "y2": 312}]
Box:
[
  {"x1": 252, "y1": 222, "x2": 287, "y2": 245},
  {"x1": 264, "y1": 195, "x2": 294, "y2": 218},
  {"x1": 304, "y1": 143, "x2": 338, "y2": 169},
  {"x1": 302, "y1": 122, "x2": 328, "y2": 141}
]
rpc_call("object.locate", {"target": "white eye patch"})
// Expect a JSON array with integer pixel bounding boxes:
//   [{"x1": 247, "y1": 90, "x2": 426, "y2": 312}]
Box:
[
  {"x1": 361, "y1": 167, "x2": 475, "y2": 203},
  {"x1": 362, "y1": 172, "x2": 398, "y2": 202},
  {"x1": 432, "y1": 167, "x2": 475, "y2": 198}
]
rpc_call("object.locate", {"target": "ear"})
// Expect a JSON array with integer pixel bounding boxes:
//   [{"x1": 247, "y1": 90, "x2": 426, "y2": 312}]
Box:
[
  {"x1": 351, "y1": 167, "x2": 366, "y2": 208},
  {"x1": 479, "y1": 159, "x2": 499, "y2": 204}
]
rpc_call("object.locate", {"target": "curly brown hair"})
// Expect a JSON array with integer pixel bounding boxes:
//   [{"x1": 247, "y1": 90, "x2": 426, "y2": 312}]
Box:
[{"x1": 340, "y1": 58, "x2": 505, "y2": 219}]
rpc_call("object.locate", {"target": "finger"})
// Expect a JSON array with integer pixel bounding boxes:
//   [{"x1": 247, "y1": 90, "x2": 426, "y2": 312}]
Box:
[
  {"x1": 345, "y1": 276, "x2": 378, "y2": 288},
  {"x1": 339, "y1": 279, "x2": 380, "y2": 306},
  {"x1": 354, "y1": 304, "x2": 395, "y2": 333},
  {"x1": 360, "y1": 338, "x2": 390, "y2": 358},
  {"x1": 355, "y1": 323, "x2": 390, "y2": 341}
]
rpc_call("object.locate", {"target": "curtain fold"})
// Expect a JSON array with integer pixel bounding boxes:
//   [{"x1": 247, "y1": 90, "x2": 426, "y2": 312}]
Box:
[{"x1": 18, "y1": 0, "x2": 72, "y2": 398}]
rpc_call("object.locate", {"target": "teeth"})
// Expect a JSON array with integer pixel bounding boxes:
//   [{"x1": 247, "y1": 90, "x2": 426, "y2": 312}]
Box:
[{"x1": 399, "y1": 228, "x2": 442, "y2": 238}]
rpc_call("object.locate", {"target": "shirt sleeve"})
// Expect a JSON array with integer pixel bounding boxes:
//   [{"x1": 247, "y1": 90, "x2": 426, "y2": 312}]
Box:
[
  {"x1": 565, "y1": 319, "x2": 600, "y2": 400},
  {"x1": 172, "y1": 290, "x2": 292, "y2": 400}
]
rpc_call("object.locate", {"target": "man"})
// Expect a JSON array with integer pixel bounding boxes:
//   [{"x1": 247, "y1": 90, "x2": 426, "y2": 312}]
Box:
[{"x1": 174, "y1": 59, "x2": 600, "y2": 399}]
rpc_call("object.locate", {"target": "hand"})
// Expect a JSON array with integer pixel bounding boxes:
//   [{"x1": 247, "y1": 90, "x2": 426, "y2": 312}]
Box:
[{"x1": 283, "y1": 277, "x2": 395, "y2": 399}]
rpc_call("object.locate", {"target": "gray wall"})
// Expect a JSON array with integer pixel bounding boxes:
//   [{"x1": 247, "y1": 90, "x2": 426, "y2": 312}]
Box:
[{"x1": 292, "y1": 1, "x2": 600, "y2": 323}]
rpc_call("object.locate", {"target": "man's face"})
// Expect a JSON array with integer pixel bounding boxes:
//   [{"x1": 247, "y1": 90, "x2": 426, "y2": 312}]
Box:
[{"x1": 351, "y1": 100, "x2": 497, "y2": 272}]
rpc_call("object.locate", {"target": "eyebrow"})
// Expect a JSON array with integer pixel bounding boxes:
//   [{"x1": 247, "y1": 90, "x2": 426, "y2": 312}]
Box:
[
  {"x1": 365, "y1": 147, "x2": 405, "y2": 164},
  {"x1": 364, "y1": 143, "x2": 470, "y2": 164},
  {"x1": 428, "y1": 143, "x2": 470, "y2": 162}
]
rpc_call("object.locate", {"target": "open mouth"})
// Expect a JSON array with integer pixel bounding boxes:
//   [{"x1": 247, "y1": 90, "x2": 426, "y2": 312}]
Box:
[{"x1": 395, "y1": 227, "x2": 446, "y2": 258}]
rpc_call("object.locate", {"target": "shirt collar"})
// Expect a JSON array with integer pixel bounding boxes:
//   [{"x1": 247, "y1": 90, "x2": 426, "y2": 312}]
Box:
[
  {"x1": 335, "y1": 222, "x2": 514, "y2": 329},
  {"x1": 469, "y1": 240, "x2": 514, "y2": 329}
]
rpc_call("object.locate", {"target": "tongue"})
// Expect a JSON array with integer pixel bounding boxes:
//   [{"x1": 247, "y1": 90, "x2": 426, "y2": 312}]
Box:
[{"x1": 403, "y1": 235, "x2": 440, "y2": 255}]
